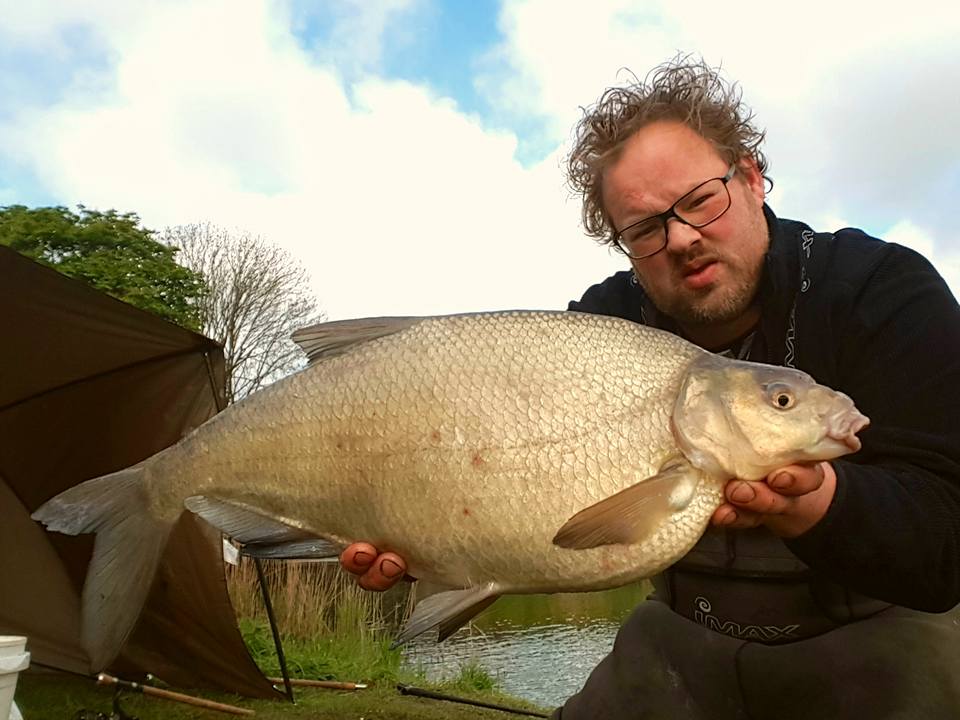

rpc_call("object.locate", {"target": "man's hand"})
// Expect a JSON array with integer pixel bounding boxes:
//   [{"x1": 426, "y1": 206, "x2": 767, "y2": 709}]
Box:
[
  {"x1": 340, "y1": 542, "x2": 410, "y2": 591},
  {"x1": 710, "y1": 461, "x2": 837, "y2": 538}
]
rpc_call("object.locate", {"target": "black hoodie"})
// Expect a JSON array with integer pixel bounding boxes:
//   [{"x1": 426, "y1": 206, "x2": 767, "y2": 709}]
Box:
[{"x1": 569, "y1": 205, "x2": 960, "y2": 615}]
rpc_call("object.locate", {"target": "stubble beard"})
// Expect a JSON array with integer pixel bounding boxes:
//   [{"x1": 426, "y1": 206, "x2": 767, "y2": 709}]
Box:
[
  {"x1": 639, "y1": 265, "x2": 761, "y2": 327},
  {"x1": 676, "y1": 263, "x2": 760, "y2": 326},
  {"x1": 638, "y1": 219, "x2": 768, "y2": 329}
]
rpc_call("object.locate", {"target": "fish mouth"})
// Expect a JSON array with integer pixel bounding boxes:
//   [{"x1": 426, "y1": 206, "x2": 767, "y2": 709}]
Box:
[{"x1": 827, "y1": 411, "x2": 870, "y2": 453}]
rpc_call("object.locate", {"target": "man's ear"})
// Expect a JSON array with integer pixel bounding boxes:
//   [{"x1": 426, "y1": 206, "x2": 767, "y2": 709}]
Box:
[{"x1": 737, "y1": 156, "x2": 766, "y2": 206}]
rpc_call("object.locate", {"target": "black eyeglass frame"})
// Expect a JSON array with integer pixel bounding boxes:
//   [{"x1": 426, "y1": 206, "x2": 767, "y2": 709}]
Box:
[{"x1": 612, "y1": 164, "x2": 737, "y2": 260}]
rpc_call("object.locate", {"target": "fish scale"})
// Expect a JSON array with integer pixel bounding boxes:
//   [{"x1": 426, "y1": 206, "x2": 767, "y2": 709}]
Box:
[
  {"x1": 33, "y1": 310, "x2": 868, "y2": 667},
  {"x1": 151, "y1": 312, "x2": 708, "y2": 589}
]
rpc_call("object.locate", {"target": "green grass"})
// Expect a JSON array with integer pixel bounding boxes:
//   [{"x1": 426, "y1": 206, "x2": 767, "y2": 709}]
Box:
[
  {"x1": 229, "y1": 561, "x2": 515, "y2": 696},
  {"x1": 239, "y1": 617, "x2": 410, "y2": 685},
  {"x1": 239, "y1": 618, "x2": 510, "y2": 694},
  {"x1": 437, "y1": 659, "x2": 500, "y2": 693},
  {"x1": 15, "y1": 626, "x2": 547, "y2": 719}
]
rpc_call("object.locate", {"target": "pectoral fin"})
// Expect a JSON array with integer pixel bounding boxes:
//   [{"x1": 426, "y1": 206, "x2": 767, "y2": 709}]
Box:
[
  {"x1": 392, "y1": 583, "x2": 500, "y2": 647},
  {"x1": 552, "y1": 458, "x2": 700, "y2": 550}
]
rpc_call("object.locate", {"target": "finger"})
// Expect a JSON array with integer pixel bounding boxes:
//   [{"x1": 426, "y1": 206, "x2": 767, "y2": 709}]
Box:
[
  {"x1": 726, "y1": 480, "x2": 793, "y2": 515},
  {"x1": 358, "y1": 552, "x2": 408, "y2": 592},
  {"x1": 766, "y1": 462, "x2": 826, "y2": 497},
  {"x1": 710, "y1": 503, "x2": 763, "y2": 529},
  {"x1": 340, "y1": 542, "x2": 379, "y2": 575}
]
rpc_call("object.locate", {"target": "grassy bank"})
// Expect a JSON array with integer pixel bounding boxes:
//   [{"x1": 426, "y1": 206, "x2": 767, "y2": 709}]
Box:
[
  {"x1": 16, "y1": 672, "x2": 551, "y2": 720},
  {"x1": 16, "y1": 558, "x2": 550, "y2": 718}
]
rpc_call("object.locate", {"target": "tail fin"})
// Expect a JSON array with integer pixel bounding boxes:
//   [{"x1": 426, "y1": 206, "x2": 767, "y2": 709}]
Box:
[{"x1": 32, "y1": 463, "x2": 174, "y2": 671}]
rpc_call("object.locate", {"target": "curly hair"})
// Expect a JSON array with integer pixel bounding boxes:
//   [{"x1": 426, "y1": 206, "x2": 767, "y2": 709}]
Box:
[{"x1": 567, "y1": 56, "x2": 771, "y2": 246}]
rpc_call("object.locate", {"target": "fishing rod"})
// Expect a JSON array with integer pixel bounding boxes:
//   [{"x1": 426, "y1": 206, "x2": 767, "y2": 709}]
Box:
[
  {"x1": 97, "y1": 674, "x2": 254, "y2": 716},
  {"x1": 35, "y1": 663, "x2": 252, "y2": 719},
  {"x1": 397, "y1": 683, "x2": 550, "y2": 717}
]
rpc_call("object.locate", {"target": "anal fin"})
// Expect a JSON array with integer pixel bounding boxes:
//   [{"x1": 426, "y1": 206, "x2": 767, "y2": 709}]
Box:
[
  {"x1": 392, "y1": 583, "x2": 500, "y2": 647},
  {"x1": 437, "y1": 594, "x2": 499, "y2": 641},
  {"x1": 553, "y1": 457, "x2": 701, "y2": 549}
]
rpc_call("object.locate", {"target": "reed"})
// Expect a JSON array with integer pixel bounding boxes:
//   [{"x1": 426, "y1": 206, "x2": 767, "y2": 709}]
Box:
[
  {"x1": 226, "y1": 557, "x2": 405, "y2": 638},
  {"x1": 226, "y1": 556, "x2": 414, "y2": 682}
]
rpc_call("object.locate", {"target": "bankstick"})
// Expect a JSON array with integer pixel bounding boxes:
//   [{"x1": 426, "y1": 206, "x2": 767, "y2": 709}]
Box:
[{"x1": 268, "y1": 677, "x2": 367, "y2": 690}]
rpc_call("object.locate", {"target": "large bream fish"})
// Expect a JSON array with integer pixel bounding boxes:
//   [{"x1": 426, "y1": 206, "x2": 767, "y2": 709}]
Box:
[{"x1": 34, "y1": 311, "x2": 868, "y2": 669}]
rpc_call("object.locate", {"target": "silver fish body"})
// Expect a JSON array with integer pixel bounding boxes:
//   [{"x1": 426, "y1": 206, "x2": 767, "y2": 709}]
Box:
[{"x1": 34, "y1": 310, "x2": 868, "y2": 667}]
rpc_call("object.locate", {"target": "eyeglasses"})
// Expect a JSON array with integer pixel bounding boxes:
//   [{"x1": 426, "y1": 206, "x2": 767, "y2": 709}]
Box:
[{"x1": 612, "y1": 165, "x2": 737, "y2": 260}]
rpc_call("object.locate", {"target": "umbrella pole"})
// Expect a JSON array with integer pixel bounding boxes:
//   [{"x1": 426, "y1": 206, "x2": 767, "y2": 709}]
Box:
[{"x1": 253, "y1": 556, "x2": 295, "y2": 703}]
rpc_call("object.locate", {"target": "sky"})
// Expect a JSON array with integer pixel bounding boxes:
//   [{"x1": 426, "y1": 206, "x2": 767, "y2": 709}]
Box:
[{"x1": 1, "y1": 0, "x2": 959, "y2": 321}]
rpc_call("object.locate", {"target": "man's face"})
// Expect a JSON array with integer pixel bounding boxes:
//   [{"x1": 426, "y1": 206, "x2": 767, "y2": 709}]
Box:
[{"x1": 601, "y1": 121, "x2": 768, "y2": 333}]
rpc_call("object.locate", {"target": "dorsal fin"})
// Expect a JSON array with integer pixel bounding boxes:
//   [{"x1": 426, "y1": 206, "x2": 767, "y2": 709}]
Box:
[{"x1": 292, "y1": 316, "x2": 424, "y2": 363}]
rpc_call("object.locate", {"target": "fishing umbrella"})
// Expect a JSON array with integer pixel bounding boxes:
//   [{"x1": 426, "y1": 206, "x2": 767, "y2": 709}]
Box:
[{"x1": 0, "y1": 245, "x2": 277, "y2": 697}]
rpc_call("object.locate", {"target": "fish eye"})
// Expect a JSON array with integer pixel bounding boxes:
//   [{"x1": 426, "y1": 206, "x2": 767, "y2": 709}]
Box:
[{"x1": 766, "y1": 383, "x2": 796, "y2": 410}]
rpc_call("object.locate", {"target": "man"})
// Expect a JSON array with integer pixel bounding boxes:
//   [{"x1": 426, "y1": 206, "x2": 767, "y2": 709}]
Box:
[{"x1": 341, "y1": 58, "x2": 960, "y2": 717}]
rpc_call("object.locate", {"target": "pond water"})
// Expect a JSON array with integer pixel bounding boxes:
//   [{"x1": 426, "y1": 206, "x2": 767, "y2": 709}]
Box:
[{"x1": 402, "y1": 583, "x2": 650, "y2": 709}]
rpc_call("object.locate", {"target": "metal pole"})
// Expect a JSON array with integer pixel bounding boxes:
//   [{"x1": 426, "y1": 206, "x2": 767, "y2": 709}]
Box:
[{"x1": 253, "y1": 556, "x2": 295, "y2": 703}]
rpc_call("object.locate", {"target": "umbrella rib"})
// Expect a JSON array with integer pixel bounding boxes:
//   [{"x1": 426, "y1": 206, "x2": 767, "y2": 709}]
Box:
[{"x1": 0, "y1": 346, "x2": 221, "y2": 414}]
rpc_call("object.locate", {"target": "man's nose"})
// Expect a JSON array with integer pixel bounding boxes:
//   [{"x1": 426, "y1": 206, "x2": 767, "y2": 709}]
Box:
[{"x1": 664, "y1": 217, "x2": 701, "y2": 254}]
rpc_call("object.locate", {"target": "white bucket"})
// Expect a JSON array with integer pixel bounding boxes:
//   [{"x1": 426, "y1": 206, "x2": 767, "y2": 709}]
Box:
[{"x1": 0, "y1": 637, "x2": 29, "y2": 720}]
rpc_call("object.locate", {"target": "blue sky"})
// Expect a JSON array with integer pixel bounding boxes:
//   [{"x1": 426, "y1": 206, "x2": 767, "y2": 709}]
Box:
[
  {"x1": 287, "y1": 0, "x2": 499, "y2": 113},
  {"x1": 1, "y1": 0, "x2": 958, "y2": 319}
]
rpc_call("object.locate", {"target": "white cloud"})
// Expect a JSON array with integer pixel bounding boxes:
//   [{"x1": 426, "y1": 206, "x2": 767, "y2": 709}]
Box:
[
  {"x1": 0, "y1": 0, "x2": 144, "y2": 48},
  {"x1": 883, "y1": 220, "x2": 960, "y2": 298},
  {"x1": 475, "y1": 0, "x2": 682, "y2": 143},
  {"x1": 884, "y1": 220, "x2": 935, "y2": 259},
  {"x1": 478, "y1": 0, "x2": 960, "y2": 138},
  {"x1": 0, "y1": 0, "x2": 623, "y2": 321},
  {"x1": 475, "y1": 0, "x2": 960, "y2": 292},
  {"x1": 3, "y1": 0, "x2": 959, "y2": 326}
]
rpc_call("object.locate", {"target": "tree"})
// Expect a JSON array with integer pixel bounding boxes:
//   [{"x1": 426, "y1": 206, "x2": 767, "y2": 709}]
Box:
[
  {"x1": 161, "y1": 223, "x2": 321, "y2": 403},
  {"x1": 0, "y1": 205, "x2": 204, "y2": 331}
]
